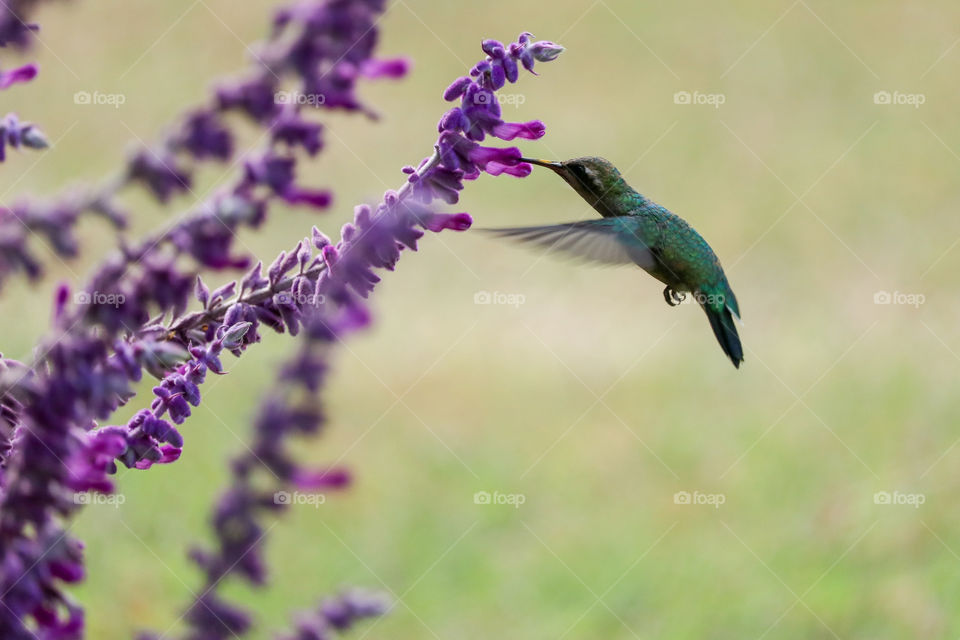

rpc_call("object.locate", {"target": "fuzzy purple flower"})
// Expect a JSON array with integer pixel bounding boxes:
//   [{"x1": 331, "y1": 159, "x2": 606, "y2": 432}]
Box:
[
  {"x1": 127, "y1": 150, "x2": 193, "y2": 203},
  {"x1": 0, "y1": 63, "x2": 37, "y2": 89},
  {"x1": 0, "y1": 112, "x2": 47, "y2": 161},
  {"x1": 175, "y1": 110, "x2": 234, "y2": 161},
  {"x1": 0, "y1": 2, "x2": 563, "y2": 637}
]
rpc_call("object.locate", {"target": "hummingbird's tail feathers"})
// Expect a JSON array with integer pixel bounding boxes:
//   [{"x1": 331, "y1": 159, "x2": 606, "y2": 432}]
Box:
[
  {"x1": 702, "y1": 303, "x2": 743, "y2": 369},
  {"x1": 722, "y1": 281, "x2": 741, "y2": 320},
  {"x1": 480, "y1": 219, "x2": 656, "y2": 269}
]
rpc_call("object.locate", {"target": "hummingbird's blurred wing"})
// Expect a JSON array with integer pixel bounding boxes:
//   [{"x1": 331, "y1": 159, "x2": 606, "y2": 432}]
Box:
[{"x1": 482, "y1": 219, "x2": 656, "y2": 269}]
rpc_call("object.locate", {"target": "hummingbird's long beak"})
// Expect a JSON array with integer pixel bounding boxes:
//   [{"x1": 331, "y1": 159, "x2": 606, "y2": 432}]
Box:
[{"x1": 520, "y1": 157, "x2": 563, "y2": 172}]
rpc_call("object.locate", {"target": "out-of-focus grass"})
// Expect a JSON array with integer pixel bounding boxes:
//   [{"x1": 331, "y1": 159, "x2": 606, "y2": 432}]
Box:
[{"x1": 3, "y1": 0, "x2": 960, "y2": 637}]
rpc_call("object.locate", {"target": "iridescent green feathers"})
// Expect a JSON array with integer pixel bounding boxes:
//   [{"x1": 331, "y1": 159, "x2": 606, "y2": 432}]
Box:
[{"x1": 486, "y1": 156, "x2": 744, "y2": 368}]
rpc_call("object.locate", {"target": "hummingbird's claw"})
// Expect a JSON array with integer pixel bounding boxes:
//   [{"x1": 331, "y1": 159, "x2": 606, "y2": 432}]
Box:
[{"x1": 663, "y1": 286, "x2": 686, "y2": 307}]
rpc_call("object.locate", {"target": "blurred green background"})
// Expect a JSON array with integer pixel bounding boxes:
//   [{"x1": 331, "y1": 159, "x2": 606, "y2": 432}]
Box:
[{"x1": 3, "y1": 0, "x2": 960, "y2": 637}]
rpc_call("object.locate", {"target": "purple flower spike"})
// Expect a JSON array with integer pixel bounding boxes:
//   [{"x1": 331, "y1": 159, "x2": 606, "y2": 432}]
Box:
[{"x1": 0, "y1": 4, "x2": 563, "y2": 635}]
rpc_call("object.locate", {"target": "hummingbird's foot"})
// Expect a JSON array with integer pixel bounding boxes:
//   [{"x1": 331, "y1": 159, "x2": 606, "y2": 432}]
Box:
[{"x1": 663, "y1": 286, "x2": 686, "y2": 307}]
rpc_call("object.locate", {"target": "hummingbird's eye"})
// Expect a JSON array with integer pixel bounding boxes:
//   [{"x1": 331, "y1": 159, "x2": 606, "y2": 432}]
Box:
[
  {"x1": 568, "y1": 163, "x2": 587, "y2": 181},
  {"x1": 568, "y1": 163, "x2": 599, "y2": 191}
]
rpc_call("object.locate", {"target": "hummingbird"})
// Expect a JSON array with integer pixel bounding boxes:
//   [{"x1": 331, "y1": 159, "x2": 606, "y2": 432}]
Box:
[{"x1": 486, "y1": 156, "x2": 743, "y2": 368}]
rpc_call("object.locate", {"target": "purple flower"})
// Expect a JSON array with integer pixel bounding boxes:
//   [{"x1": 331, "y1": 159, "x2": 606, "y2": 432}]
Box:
[
  {"x1": 439, "y1": 32, "x2": 559, "y2": 145},
  {"x1": 0, "y1": 112, "x2": 48, "y2": 162},
  {"x1": 0, "y1": 9, "x2": 40, "y2": 49},
  {"x1": 176, "y1": 110, "x2": 234, "y2": 161},
  {"x1": 529, "y1": 40, "x2": 565, "y2": 62},
  {"x1": 215, "y1": 75, "x2": 279, "y2": 122},
  {"x1": 359, "y1": 57, "x2": 410, "y2": 78},
  {"x1": 437, "y1": 130, "x2": 526, "y2": 177},
  {"x1": 491, "y1": 119, "x2": 545, "y2": 141},
  {"x1": 170, "y1": 213, "x2": 255, "y2": 271},
  {"x1": 243, "y1": 152, "x2": 333, "y2": 210},
  {"x1": 271, "y1": 109, "x2": 324, "y2": 156},
  {"x1": 0, "y1": 63, "x2": 38, "y2": 89},
  {"x1": 321, "y1": 590, "x2": 389, "y2": 630},
  {"x1": 184, "y1": 593, "x2": 252, "y2": 639},
  {"x1": 68, "y1": 428, "x2": 126, "y2": 492},
  {"x1": 292, "y1": 468, "x2": 351, "y2": 490},
  {"x1": 274, "y1": 589, "x2": 388, "y2": 640},
  {"x1": 127, "y1": 150, "x2": 193, "y2": 203},
  {"x1": 0, "y1": 525, "x2": 86, "y2": 636},
  {"x1": 0, "y1": 3, "x2": 563, "y2": 636}
]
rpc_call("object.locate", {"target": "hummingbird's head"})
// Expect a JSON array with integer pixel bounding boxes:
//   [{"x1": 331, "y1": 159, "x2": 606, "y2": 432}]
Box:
[{"x1": 520, "y1": 156, "x2": 626, "y2": 208}]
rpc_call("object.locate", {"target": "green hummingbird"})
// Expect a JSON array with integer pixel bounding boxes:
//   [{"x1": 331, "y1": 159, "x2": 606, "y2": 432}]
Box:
[{"x1": 486, "y1": 156, "x2": 743, "y2": 368}]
